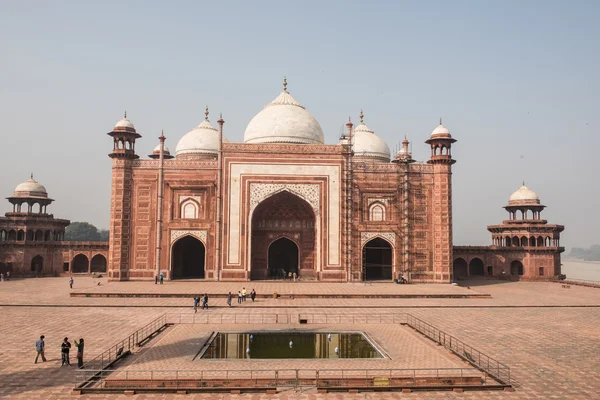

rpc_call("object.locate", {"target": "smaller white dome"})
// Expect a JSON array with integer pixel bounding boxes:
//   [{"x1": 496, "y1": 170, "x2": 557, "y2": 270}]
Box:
[
  {"x1": 175, "y1": 118, "x2": 229, "y2": 157},
  {"x1": 153, "y1": 144, "x2": 171, "y2": 154},
  {"x1": 350, "y1": 122, "x2": 390, "y2": 162},
  {"x1": 431, "y1": 123, "x2": 450, "y2": 138},
  {"x1": 115, "y1": 118, "x2": 135, "y2": 129},
  {"x1": 114, "y1": 112, "x2": 136, "y2": 131},
  {"x1": 13, "y1": 177, "x2": 48, "y2": 198},
  {"x1": 509, "y1": 184, "x2": 540, "y2": 204}
]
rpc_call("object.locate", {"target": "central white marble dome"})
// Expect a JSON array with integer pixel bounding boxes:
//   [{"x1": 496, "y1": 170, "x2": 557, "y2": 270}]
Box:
[{"x1": 244, "y1": 81, "x2": 324, "y2": 144}]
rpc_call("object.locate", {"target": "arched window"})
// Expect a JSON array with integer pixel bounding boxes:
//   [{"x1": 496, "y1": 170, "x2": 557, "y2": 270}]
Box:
[
  {"x1": 369, "y1": 203, "x2": 385, "y2": 221},
  {"x1": 180, "y1": 199, "x2": 199, "y2": 219},
  {"x1": 537, "y1": 236, "x2": 544, "y2": 247}
]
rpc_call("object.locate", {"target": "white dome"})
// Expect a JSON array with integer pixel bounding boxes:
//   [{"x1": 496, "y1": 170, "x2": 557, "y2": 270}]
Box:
[
  {"x1": 153, "y1": 144, "x2": 171, "y2": 154},
  {"x1": 348, "y1": 122, "x2": 390, "y2": 162},
  {"x1": 244, "y1": 86, "x2": 324, "y2": 144},
  {"x1": 114, "y1": 112, "x2": 136, "y2": 131},
  {"x1": 175, "y1": 119, "x2": 229, "y2": 157},
  {"x1": 13, "y1": 177, "x2": 48, "y2": 198},
  {"x1": 509, "y1": 184, "x2": 540, "y2": 203},
  {"x1": 431, "y1": 123, "x2": 450, "y2": 138},
  {"x1": 115, "y1": 118, "x2": 134, "y2": 129}
]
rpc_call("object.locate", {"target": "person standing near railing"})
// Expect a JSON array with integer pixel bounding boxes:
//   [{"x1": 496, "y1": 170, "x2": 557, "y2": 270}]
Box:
[
  {"x1": 74, "y1": 338, "x2": 84, "y2": 369},
  {"x1": 227, "y1": 292, "x2": 232, "y2": 307},
  {"x1": 193, "y1": 296, "x2": 199, "y2": 313}
]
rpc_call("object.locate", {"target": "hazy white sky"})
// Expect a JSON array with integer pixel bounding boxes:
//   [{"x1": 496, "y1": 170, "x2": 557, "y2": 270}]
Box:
[{"x1": 1, "y1": 1, "x2": 598, "y2": 249}]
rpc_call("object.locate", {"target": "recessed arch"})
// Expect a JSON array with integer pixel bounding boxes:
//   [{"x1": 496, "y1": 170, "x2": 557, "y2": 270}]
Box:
[
  {"x1": 250, "y1": 190, "x2": 316, "y2": 280},
  {"x1": 369, "y1": 203, "x2": 386, "y2": 221},
  {"x1": 26, "y1": 230, "x2": 34, "y2": 241},
  {"x1": 453, "y1": 258, "x2": 468, "y2": 278},
  {"x1": 90, "y1": 254, "x2": 107, "y2": 273},
  {"x1": 469, "y1": 258, "x2": 485, "y2": 276},
  {"x1": 31, "y1": 255, "x2": 44, "y2": 273},
  {"x1": 362, "y1": 237, "x2": 393, "y2": 281},
  {"x1": 510, "y1": 260, "x2": 524, "y2": 276},
  {"x1": 512, "y1": 236, "x2": 519, "y2": 246},
  {"x1": 35, "y1": 230, "x2": 44, "y2": 241},
  {"x1": 180, "y1": 198, "x2": 200, "y2": 219},
  {"x1": 267, "y1": 237, "x2": 299, "y2": 278},
  {"x1": 171, "y1": 235, "x2": 206, "y2": 279},
  {"x1": 72, "y1": 254, "x2": 89, "y2": 273}
]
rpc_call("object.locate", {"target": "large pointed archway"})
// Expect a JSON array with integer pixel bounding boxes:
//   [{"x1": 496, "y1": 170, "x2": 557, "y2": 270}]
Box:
[
  {"x1": 268, "y1": 237, "x2": 299, "y2": 278},
  {"x1": 251, "y1": 191, "x2": 316, "y2": 280},
  {"x1": 362, "y1": 238, "x2": 393, "y2": 281},
  {"x1": 172, "y1": 235, "x2": 206, "y2": 279}
]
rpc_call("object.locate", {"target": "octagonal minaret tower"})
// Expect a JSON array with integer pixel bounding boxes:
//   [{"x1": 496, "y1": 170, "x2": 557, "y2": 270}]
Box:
[
  {"x1": 106, "y1": 113, "x2": 141, "y2": 281},
  {"x1": 425, "y1": 120, "x2": 457, "y2": 282}
]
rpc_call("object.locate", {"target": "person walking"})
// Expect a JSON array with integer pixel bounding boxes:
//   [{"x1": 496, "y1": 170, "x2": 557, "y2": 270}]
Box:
[
  {"x1": 159, "y1": 273, "x2": 164, "y2": 284},
  {"x1": 69, "y1": 277, "x2": 73, "y2": 289},
  {"x1": 74, "y1": 338, "x2": 84, "y2": 369},
  {"x1": 227, "y1": 292, "x2": 232, "y2": 307},
  {"x1": 250, "y1": 289, "x2": 256, "y2": 302},
  {"x1": 242, "y1": 287, "x2": 247, "y2": 302},
  {"x1": 61, "y1": 337, "x2": 71, "y2": 366},
  {"x1": 0, "y1": 273, "x2": 4, "y2": 282},
  {"x1": 35, "y1": 335, "x2": 47, "y2": 363},
  {"x1": 202, "y1": 294, "x2": 208, "y2": 310},
  {"x1": 154, "y1": 275, "x2": 158, "y2": 284},
  {"x1": 193, "y1": 296, "x2": 199, "y2": 313},
  {"x1": 237, "y1": 290, "x2": 242, "y2": 304},
  {"x1": 5, "y1": 271, "x2": 9, "y2": 281}
]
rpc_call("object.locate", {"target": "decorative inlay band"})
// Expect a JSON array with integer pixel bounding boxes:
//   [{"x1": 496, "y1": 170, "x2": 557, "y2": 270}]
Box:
[
  {"x1": 361, "y1": 231, "x2": 396, "y2": 246},
  {"x1": 250, "y1": 183, "x2": 320, "y2": 214},
  {"x1": 170, "y1": 230, "x2": 207, "y2": 244}
]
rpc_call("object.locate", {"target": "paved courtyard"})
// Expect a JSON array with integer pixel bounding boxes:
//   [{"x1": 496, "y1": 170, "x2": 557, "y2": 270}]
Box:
[{"x1": 0, "y1": 277, "x2": 599, "y2": 399}]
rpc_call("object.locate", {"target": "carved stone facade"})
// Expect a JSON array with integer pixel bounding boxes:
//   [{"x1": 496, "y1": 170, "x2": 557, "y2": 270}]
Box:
[{"x1": 101, "y1": 87, "x2": 563, "y2": 283}]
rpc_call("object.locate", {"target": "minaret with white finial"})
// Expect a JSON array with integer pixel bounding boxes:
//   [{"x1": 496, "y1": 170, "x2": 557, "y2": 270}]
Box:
[
  {"x1": 106, "y1": 111, "x2": 142, "y2": 281},
  {"x1": 425, "y1": 119, "x2": 457, "y2": 282}
]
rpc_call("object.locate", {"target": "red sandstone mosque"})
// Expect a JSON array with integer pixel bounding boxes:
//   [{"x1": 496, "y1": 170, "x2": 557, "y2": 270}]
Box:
[{"x1": 0, "y1": 80, "x2": 564, "y2": 282}]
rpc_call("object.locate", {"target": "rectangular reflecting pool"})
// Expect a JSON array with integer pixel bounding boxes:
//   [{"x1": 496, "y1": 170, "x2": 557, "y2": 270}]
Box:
[{"x1": 200, "y1": 331, "x2": 384, "y2": 359}]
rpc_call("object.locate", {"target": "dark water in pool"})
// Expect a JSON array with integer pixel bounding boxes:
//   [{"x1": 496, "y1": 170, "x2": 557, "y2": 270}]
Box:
[{"x1": 201, "y1": 332, "x2": 383, "y2": 359}]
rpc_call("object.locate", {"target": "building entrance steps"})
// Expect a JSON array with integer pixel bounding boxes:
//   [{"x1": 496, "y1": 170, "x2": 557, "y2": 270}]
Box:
[{"x1": 70, "y1": 280, "x2": 491, "y2": 299}]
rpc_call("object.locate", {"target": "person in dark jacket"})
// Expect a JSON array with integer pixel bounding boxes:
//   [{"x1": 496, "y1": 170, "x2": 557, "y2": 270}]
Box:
[{"x1": 61, "y1": 337, "x2": 71, "y2": 366}]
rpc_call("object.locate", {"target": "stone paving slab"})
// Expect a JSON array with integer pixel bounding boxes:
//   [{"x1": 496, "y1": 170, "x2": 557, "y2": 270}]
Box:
[
  {"x1": 1, "y1": 278, "x2": 600, "y2": 399},
  {"x1": 3, "y1": 277, "x2": 600, "y2": 308}
]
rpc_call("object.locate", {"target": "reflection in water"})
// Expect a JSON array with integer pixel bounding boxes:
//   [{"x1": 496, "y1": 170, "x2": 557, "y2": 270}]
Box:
[{"x1": 201, "y1": 332, "x2": 383, "y2": 359}]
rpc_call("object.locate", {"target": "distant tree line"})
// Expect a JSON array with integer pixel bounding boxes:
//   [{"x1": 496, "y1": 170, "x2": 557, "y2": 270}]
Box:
[
  {"x1": 568, "y1": 245, "x2": 600, "y2": 262},
  {"x1": 65, "y1": 222, "x2": 109, "y2": 242}
]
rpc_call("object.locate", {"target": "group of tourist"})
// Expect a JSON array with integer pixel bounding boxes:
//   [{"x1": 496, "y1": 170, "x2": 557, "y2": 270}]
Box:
[
  {"x1": 0, "y1": 271, "x2": 10, "y2": 281},
  {"x1": 154, "y1": 273, "x2": 164, "y2": 284},
  {"x1": 194, "y1": 287, "x2": 257, "y2": 311},
  {"x1": 35, "y1": 335, "x2": 85, "y2": 368},
  {"x1": 193, "y1": 294, "x2": 209, "y2": 312}
]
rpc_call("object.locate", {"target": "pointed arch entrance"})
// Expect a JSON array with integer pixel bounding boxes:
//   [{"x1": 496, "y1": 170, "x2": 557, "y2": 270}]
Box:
[
  {"x1": 172, "y1": 235, "x2": 206, "y2": 279},
  {"x1": 250, "y1": 191, "x2": 316, "y2": 280},
  {"x1": 268, "y1": 237, "x2": 299, "y2": 278},
  {"x1": 31, "y1": 255, "x2": 44, "y2": 274},
  {"x1": 362, "y1": 237, "x2": 393, "y2": 281},
  {"x1": 453, "y1": 258, "x2": 468, "y2": 278},
  {"x1": 469, "y1": 258, "x2": 485, "y2": 276}
]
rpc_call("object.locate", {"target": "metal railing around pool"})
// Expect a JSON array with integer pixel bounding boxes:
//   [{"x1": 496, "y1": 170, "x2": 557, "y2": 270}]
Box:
[
  {"x1": 165, "y1": 312, "x2": 291, "y2": 324},
  {"x1": 79, "y1": 314, "x2": 168, "y2": 372},
  {"x1": 74, "y1": 367, "x2": 498, "y2": 393}
]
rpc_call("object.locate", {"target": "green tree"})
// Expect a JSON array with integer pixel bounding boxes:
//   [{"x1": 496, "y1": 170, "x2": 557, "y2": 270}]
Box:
[{"x1": 65, "y1": 222, "x2": 108, "y2": 242}]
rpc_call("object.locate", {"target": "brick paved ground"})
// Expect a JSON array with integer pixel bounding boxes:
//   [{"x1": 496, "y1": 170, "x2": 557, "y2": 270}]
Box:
[{"x1": 0, "y1": 278, "x2": 599, "y2": 399}]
